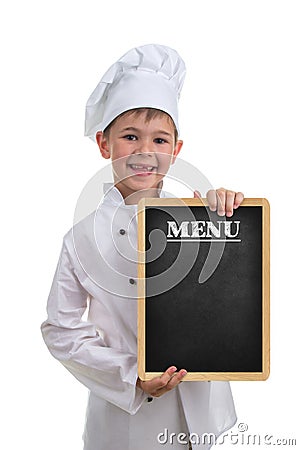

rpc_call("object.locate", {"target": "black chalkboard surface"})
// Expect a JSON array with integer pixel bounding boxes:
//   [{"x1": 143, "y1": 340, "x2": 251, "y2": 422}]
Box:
[{"x1": 137, "y1": 198, "x2": 270, "y2": 381}]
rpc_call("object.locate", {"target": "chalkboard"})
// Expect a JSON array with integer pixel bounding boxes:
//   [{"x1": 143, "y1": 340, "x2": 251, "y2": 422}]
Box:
[{"x1": 137, "y1": 198, "x2": 270, "y2": 381}]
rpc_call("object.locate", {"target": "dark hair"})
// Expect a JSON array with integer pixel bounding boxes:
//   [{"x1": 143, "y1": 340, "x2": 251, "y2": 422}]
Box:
[{"x1": 103, "y1": 107, "x2": 178, "y2": 142}]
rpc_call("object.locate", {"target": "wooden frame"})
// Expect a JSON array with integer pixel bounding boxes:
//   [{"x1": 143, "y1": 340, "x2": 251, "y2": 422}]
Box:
[{"x1": 137, "y1": 198, "x2": 270, "y2": 381}]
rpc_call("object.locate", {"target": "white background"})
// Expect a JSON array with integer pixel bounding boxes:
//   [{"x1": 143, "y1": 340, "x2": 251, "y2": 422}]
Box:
[{"x1": 1, "y1": 0, "x2": 299, "y2": 448}]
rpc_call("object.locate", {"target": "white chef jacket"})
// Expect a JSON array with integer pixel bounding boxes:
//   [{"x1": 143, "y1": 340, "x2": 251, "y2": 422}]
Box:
[{"x1": 41, "y1": 184, "x2": 237, "y2": 450}]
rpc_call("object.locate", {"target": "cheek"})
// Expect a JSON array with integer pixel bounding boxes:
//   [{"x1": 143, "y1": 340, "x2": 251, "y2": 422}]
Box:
[
  {"x1": 110, "y1": 145, "x2": 134, "y2": 161},
  {"x1": 110, "y1": 143, "x2": 132, "y2": 163},
  {"x1": 111, "y1": 154, "x2": 130, "y2": 179},
  {"x1": 156, "y1": 152, "x2": 174, "y2": 174}
]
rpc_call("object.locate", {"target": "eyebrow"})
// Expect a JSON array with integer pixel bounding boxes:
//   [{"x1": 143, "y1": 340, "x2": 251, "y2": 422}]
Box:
[{"x1": 119, "y1": 127, "x2": 172, "y2": 137}]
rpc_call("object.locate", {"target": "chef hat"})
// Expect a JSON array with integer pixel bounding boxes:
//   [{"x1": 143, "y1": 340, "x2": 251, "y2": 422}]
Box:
[{"x1": 84, "y1": 44, "x2": 186, "y2": 141}]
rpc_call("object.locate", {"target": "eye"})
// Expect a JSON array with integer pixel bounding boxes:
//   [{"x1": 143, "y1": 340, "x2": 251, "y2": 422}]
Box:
[
  {"x1": 123, "y1": 134, "x2": 137, "y2": 141},
  {"x1": 154, "y1": 138, "x2": 167, "y2": 144}
]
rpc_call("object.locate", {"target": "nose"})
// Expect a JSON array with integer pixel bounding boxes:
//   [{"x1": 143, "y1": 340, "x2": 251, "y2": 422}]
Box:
[{"x1": 133, "y1": 139, "x2": 154, "y2": 156}]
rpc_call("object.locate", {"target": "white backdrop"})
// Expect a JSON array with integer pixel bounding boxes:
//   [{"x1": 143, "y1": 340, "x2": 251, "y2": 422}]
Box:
[{"x1": 1, "y1": 1, "x2": 299, "y2": 448}]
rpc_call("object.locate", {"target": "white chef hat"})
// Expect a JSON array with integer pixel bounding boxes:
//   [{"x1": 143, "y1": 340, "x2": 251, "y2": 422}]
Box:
[{"x1": 84, "y1": 44, "x2": 186, "y2": 141}]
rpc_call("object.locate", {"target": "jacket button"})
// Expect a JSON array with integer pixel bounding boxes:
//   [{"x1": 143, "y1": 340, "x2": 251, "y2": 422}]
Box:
[
  {"x1": 119, "y1": 229, "x2": 126, "y2": 235},
  {"x1": 147, "y1": 397, "x2": 153, "y2": 402},
  {"x1": 129, "y1": 278, "x2": 135, "y2": 285}
]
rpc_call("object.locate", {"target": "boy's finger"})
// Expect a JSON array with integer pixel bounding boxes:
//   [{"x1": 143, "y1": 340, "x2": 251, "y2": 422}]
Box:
[
  {"x1": 150, "y1": 369, "x2": 187, "y2": 397},
  {"x1": 216, "y1": 189, "x2": 226, "y2": 216},
  {"x1": 193, "y1": 190, "x2": 202, "y2": 199},
  {"x1": 166, "y1": 369, "x2": 187, "y2": 389},
  {"x1": 206, "y1": 189, "x2": 217, "y2": 211},
  {"x1": 141, "y1": 366, "x2": 177, "y2": 393},
  {"x1": 155, "y1": 369, "x2": 187, "y2": 396},
  {"x1": 154, "y1": 366, "x2": 177, "y2": 389},
  {"x1": 225, "y1": 190, "x2": 235, "y2": 217},
  {"x1": 233, "y1": 192, "x2": 244, "y2": 209}
]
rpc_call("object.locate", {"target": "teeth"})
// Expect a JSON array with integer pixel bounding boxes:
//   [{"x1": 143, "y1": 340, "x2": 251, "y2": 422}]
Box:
[{"x1": 130, "y1": 164, "x2": 156, "y2": 171}]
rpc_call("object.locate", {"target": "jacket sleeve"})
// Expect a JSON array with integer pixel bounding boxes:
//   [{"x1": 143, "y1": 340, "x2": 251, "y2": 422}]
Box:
[{"x1": 41, "y1": 238, "x2": 147, "y2": 415}]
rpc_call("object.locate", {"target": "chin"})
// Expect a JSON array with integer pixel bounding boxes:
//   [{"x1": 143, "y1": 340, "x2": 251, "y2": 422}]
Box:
[{"x1": 122, "y1": 177, "x2": 161, "y2": 193}]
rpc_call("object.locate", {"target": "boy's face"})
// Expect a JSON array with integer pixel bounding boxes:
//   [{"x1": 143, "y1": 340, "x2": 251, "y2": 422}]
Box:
[{"x1": 96, "y1": 112, "x2": 183, "y2": 200}]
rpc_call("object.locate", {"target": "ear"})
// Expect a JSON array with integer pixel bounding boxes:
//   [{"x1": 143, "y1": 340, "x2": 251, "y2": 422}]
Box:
[
  {"x1": 171, "y1": 140, "x2": 183, "y2": 164},
  {"x1": 96, "y1": 131, "x2": 110, "y2": 159}
]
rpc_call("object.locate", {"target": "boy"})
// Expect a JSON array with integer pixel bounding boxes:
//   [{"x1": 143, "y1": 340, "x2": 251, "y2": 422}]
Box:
[{"x1": 41, "y1": 44, "x2": 244, "y2": 449}]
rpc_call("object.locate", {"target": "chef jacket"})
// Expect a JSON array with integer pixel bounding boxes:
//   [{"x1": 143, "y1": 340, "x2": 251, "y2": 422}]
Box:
[{"x1": 41, "y1": 184, "x2": 237, "y2": 450}]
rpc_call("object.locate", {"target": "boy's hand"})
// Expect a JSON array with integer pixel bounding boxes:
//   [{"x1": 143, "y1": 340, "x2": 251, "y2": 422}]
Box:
[
  {"x1": 194, "y1": 188, "x2": 244, "y2": 217},
  {"x1": 136, "y1": 366, "x2": 187, "y2": 398}
]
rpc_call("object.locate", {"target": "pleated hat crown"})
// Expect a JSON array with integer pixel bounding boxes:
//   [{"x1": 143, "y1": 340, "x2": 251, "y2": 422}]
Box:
[{"x1": 84, "y1": 44, "x2": 186, "y2": 141}]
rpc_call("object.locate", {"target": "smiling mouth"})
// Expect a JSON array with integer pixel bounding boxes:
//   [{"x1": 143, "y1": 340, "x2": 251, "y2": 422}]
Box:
[{"x1": 127, "y1": 163, "x2": 158, "y2": 175}]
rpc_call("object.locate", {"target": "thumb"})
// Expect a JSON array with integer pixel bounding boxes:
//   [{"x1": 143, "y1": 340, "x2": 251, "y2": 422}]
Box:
[{"x1": 193, "y1": 190, "x2": 202, "y2": 198}]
